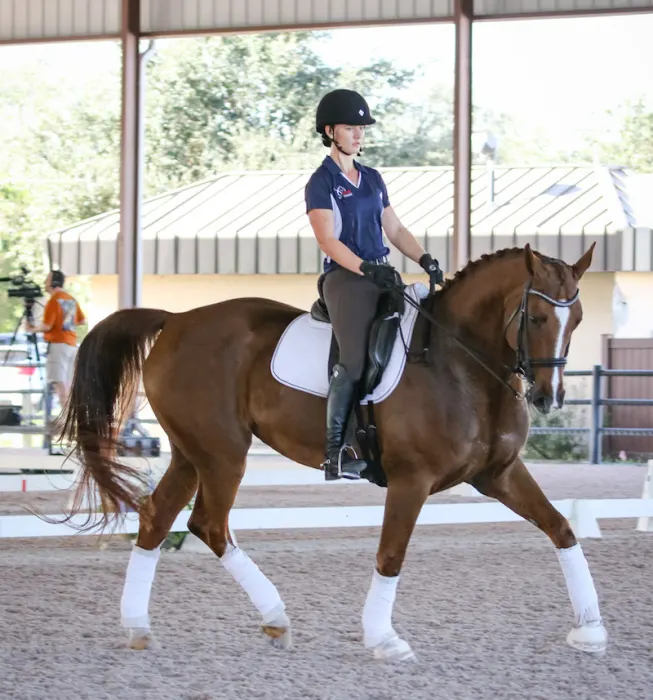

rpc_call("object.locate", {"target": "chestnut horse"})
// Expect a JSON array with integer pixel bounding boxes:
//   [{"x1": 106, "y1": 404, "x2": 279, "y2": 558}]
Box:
[{"x1": 60, "y1": 243, "x2": 608, "y2": 662}]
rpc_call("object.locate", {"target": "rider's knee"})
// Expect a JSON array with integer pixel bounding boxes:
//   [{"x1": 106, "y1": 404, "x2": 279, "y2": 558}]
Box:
[{"x1": 340, "y1": 357, "x2": 365, "y2": 383}]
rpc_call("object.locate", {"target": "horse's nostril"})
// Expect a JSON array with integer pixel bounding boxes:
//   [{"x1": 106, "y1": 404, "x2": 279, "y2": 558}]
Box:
[{"x1": 533, "y1": 392, "x2": 553, "y2": 413}]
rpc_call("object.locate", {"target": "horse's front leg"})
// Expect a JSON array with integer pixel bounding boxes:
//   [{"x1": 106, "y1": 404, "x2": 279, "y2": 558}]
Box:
[
  {"x1": 473, "y1": 458, "x2": 608, "y2": 654},
  {"x1": 362, "y1": 475, "x2": 431, "y2": 662}
]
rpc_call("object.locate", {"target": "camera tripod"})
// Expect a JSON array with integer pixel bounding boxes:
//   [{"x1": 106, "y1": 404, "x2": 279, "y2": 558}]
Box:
[{"x1": 2, "y1": 299, "x2": 53, "y2": 450}]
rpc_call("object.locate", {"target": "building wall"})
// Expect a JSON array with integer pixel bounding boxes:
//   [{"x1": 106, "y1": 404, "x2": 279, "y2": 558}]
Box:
[
  {"x1": 86, "y1": 273, "x2": 327, "y2": 325},
  {"x1": 613, "y1": 272, "x2": 653, "y2": 339},
  {"x1": 84, "y1": 271, "x2": 616, "y2": 372},
  {"x1": 569, "y1": 272, "x2": 615, "y2": 370}
]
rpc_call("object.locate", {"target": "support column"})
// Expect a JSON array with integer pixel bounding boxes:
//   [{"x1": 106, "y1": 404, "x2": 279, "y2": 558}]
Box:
[
  {"x1": 118, "y1": 0, "x2": 142, "y2": 309},
  {"x1": 453, "y1": 0, "x2": 474, "y2": 272}
]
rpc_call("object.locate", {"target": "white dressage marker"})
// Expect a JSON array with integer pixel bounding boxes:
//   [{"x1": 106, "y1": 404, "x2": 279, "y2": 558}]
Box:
[{"x1": 636, "y1": 459, "x2": 653, "y2": 533}]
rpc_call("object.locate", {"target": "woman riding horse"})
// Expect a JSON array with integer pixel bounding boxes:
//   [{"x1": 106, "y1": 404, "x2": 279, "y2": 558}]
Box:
[
  {"x1": 306, "y1": 88, "x2": 444, "y2": 480},
  {"x1": 54, "y1": 96, "x2": 606, "y2": 661}
]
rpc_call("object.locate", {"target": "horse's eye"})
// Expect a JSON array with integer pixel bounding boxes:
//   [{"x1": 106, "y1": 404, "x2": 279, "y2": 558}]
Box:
[{"x1": 529, "y1": 315, "x2": 547, "y2": 327}]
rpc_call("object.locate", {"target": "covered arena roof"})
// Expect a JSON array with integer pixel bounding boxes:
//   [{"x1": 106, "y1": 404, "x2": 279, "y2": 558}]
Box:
[
  {"x1": 2, "y1": 0, "x2": 653, "y2": 44},
  {"x1": 47, "y1": 164, "x2": 646, "y2": 275}
]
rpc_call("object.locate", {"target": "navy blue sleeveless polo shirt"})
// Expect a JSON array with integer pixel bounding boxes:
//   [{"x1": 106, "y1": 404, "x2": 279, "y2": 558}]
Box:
[{"x1": 305, "y1": 156, "x2": 391, "y2": 274}]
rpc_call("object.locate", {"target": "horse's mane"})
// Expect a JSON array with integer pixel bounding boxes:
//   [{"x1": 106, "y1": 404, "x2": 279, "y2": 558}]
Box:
[{"x1": 436, "y1": 246, "x2": 567, "y2": 298}]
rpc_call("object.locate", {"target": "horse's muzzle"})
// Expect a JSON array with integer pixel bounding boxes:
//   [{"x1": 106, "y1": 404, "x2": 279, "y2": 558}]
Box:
[{"x1": 529, "y1": 388, "x2": 554, "y2": 414}]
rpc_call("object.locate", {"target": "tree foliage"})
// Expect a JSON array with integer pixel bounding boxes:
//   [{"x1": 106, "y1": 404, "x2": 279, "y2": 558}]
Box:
[
  {"x1": 143, "y1": 33, "x2": 426, "y2": 188},
  {"x1": 592, "y1": 98, "x2": 653, "y2": 173}
]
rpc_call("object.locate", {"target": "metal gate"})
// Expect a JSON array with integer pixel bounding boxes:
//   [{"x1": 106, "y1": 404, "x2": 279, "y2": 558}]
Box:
[{"x1": 602, "y1": 336, "x2": 653, "y2": 458}]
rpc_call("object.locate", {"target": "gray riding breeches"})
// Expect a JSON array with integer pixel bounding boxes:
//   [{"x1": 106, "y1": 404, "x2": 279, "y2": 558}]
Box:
[{"x1": 322, "y1": 266, "x2": 383, "y2": 383}]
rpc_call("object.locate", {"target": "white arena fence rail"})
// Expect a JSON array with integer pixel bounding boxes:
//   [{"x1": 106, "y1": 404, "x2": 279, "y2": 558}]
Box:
[{"x1": 1, "y1": 461, "x2": 653, "y2": 543}]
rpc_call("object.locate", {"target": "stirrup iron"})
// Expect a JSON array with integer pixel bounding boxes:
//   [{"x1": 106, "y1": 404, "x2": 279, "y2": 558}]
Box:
[{"x1": 323, "y1": 444, "x2": 363, "y2": 481}]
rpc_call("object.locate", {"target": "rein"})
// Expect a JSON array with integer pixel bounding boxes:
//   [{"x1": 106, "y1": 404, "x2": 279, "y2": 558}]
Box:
[{"x1": 389, "y1": 277, "x2": 579, "y2": 401}]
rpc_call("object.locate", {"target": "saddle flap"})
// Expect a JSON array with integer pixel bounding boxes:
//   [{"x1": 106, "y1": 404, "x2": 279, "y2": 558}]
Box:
[
  {"x1": 310, "y1": 299, "x2": 330, "y2": 324},
  {"x1": 310, "y1": 272, "x2": 330, "y2": 323},
  {"x1": 360, "y1": 289, "x2": 405, "y2": 393},
  {"x1": 363, "y1": 312, "x2": 401, "y2": 396}
]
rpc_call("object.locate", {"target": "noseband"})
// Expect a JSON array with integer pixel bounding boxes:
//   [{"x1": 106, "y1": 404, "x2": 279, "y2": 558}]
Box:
[{"x1": 507, "y1": 281, "x2": 579, "y2": 386}]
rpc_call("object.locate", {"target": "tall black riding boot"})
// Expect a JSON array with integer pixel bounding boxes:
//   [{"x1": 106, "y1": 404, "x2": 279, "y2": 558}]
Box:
[{"x1": 321, "y1": 363, "x2": 368, "y2": 481}]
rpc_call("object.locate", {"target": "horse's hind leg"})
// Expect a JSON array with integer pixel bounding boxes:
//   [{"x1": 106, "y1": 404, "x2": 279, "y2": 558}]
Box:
[
  {"x1": 187, "y1": 456, "x2": 291, "y2": 650},
  {"x1": 473, "y1": 458, "x2": 607, "y2": 654},
  {"x1": 121, "y1": 444, "x2": 198, "y2": 650}
]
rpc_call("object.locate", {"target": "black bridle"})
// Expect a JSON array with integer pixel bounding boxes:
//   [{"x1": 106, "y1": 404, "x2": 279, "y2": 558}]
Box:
[
  {"x1": 393, "y1": 277, "x2": 580, "y2": 400},
  {"x1": 507, "y1": 281, "x2": 579, "y2": 387}
]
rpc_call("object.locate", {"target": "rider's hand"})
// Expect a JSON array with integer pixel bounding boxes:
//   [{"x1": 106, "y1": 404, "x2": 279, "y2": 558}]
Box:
[
  {"x1": 419, "y1": 253, "x2": 444, "y2": 287},
  {"x1": 359, "y1": 261, "x2": 399, "y2": 290}
]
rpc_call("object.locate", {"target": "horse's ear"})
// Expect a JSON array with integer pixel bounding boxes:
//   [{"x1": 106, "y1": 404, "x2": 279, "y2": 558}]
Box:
[
  {"x1": 524, "y1": 243, "x2": 539, "y2": 277},
  {"x1": 572, "y1": 242, "x2": 595, "y2": 280}
]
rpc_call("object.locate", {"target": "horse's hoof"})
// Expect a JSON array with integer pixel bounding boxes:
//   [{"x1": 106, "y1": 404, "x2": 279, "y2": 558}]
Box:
[
  {"x1": 566, "y1": 623, "x2": 608, "y2": 655},
  {"x1": 261, "y1": 623, "x2": 292, "y2": 649},
  {"x1": 261, "y1": 606, "x2": 292, "y2": 650},
  {"x1": 127, "y1": 627, "x2": 155, "y2": 650},
  {"x1": 371, "y1": 634, "x2": 416, "y2": 662}
]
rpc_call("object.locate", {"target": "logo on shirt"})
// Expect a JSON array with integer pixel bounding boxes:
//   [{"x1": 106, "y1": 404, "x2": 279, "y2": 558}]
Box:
[
  {"x1": 334, "y1": 185, "x2": 353, "y2": 199},
  {"x1": 58, "y1": 299, "x2": 78, "y2": 331}
]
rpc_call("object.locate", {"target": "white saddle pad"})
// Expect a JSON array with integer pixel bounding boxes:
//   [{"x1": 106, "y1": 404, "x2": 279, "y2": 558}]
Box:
[{"x1": 270, "y1": 282, "x2": 429, "y2": 404}]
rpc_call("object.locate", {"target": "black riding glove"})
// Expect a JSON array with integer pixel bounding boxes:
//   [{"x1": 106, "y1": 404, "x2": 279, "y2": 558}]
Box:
[
  {"x1": 359, "y1": 261, "x2": 399, "y2": 290},
  {"x1": 419, "y1": 253, "x2": 444, "y2": 287}
]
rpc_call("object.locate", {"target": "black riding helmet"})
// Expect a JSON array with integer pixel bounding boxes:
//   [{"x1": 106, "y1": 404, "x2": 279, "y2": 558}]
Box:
[{"x1": 315, "y1": 89, "x2": 376, "y2": 149}]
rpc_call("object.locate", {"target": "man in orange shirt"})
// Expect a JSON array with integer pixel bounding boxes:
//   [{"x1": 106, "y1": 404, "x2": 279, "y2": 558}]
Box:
[{"x1": 26, "y1": 269, "x2": 86, "y2": 409}]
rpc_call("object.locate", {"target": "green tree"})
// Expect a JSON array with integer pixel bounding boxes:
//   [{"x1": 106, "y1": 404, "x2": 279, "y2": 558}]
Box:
[
  {"x1": 362, "y1": 84, "x2": 454, "y2": 167},
  {"x1": 473, "y1": 107, "x2": 597, "y2": 166},
  {"x1": 143, "y1": 33, "x2": 426, "y2": 190},
  {"x1": 0, "y1": 182, "x2": 37, "y2": 329},
  {"x1": 0, "y1": 49, "x2": 122, "y2": 330},
  {"x1": 593, "y1": 97, "x2": 653, "y2": 172}
]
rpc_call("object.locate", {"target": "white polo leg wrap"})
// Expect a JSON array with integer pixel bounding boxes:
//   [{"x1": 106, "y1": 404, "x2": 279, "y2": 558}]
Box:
[
  {"x1": 220, "y1": 544, "x2": 284, "y2": 622},
  {"x1": 362, "y1": 569, "x2": 400, "y2": 648},
  {"x1": 120, "y1": 545, "x2": 161, "y2": 629},
  {"x1": 556, "y1": 543, "x2": 601, "y2": 626}
]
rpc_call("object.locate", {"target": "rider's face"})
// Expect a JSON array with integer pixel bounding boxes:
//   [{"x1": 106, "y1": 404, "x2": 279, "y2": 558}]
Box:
[{"x1": 330, "y1": 124, "x2": 366, "y2": 154}]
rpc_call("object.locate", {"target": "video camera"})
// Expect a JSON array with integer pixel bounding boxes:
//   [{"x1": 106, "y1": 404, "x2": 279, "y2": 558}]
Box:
[
  {"x1": 0, "y1": 266, "x2": 43, "y2": 300},
  {"x1": 0, "y1": 266, "x2": 43, "y2": 320}
]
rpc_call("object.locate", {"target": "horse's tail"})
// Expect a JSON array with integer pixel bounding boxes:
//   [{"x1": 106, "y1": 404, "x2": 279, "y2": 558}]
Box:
[{"x1": 56, "y1": 308, "x2": 171, "y2": 532}]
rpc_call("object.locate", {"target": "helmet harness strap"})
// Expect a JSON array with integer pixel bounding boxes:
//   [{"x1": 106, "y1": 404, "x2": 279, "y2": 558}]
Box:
[{"x1": 327, "y1": 124, "x2": 363, "y2": 157}]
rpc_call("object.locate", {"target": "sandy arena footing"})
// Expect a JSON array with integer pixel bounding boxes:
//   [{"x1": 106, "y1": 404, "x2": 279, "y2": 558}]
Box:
[{"x1": 0, "y1": 461, "x2": 651, "y2": 699}]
